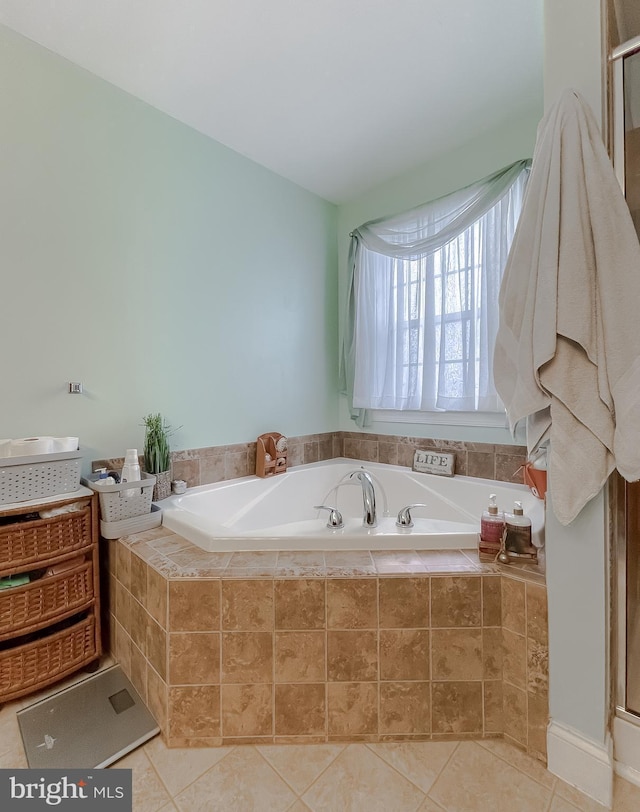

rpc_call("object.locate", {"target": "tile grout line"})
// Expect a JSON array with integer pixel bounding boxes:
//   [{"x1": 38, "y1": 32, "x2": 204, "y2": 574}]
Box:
[
  {"x1": 344, "y1": 742, "x2": 431, "y2": 803},
  {"x1": 216, "y1": 579, "x2": 222, "y2": 742},
  {"x1": 376, "y1": 576, "x2": 380, "y2": 738},
  {"x1": 541, "y1": 776, "x2": 556, "y2": 812},
  {"x1": 271, "y1": 579, "x2": 276, "y2": 740},
  {"x1": 167, "y1": 744, "x2": 240, "y2": 805},
  {"x1": 139, "y1": 745, "x2": 176, "y2": 805},
  {"x1": 130, "y1": 745, "x2": 172, "y2": 810},
  {"x1": 324, "y1": 578, "x2": 328, "y2": 741},
  {"x1": 475, "y1": 738, "x2": 556, "y2": 796},
  {"x1": 363, "y1": 739, "x2": 463, "y2": 801},
  {"x1": 481, "y1": 573, "x2": 487, "y2": 740},
  {"x1": 289, "y1": 742, "x2": 355, "y2": 806},
  {"x1": 258, "y1": 741, "x2": 346, "y2": 802},
  {"x1": 424, "y1": 740, "x2": 462, "y2": 806},
  {"x1": 428, "y1": 575, "x2": 433, "y2": 739},
  {"x1": 247, "y1": 745, "x2": 305, "y2": 803}
]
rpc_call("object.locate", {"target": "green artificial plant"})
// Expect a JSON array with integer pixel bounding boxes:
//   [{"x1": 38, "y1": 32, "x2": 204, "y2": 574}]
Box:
[{"x1": 142, "y1": 413, "x2": 175, "y2": 474}]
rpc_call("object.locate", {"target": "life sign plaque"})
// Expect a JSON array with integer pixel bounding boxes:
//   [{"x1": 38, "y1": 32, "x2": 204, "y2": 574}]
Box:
[{"x1": 412, "y1": 450, "x2": 455, "y2": 476}]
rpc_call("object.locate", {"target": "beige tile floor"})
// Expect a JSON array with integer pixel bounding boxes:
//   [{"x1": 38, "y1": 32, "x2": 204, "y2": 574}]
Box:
[{"x1": 2, "y1": 665, "x2": 640, "y2": 811}]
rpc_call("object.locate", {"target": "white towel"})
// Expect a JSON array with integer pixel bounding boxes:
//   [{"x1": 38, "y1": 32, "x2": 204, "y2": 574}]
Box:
[{"x1": 494, "y1": 89, "x2": 640, "y2": 525}]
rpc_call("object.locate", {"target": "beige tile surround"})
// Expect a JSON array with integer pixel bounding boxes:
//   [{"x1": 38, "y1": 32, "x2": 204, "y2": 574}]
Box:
[
  {"x1": 107, "y1": 533, "x2": 548, "y2": 763},
  {"x1": 94, "y1": 430, "x2": 528, "y2": 488},
  {"x1": 100, "y1": 429, "x2": 544, "y2": 777}
]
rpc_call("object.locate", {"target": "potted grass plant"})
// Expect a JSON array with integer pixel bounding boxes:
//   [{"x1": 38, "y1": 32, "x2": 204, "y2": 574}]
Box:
[{"x1": 142, "y1": 413, "x2": 175, "y2": 500}]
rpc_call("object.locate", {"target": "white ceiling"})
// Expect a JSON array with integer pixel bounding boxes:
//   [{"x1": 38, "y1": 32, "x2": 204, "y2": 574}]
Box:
[{"x1": 0, "y1": 0, "x2": 543, "y2": 204}]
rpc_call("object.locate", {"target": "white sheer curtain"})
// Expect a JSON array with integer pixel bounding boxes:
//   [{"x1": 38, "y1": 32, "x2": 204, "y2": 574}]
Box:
[{"x1": 342, "y1": 161, "x2": 530, "y2": 424}]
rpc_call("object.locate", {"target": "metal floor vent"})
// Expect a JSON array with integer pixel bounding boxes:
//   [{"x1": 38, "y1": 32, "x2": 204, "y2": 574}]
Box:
[{"x1": 17, "y1": 664, "x2": 160, "y2": 769}]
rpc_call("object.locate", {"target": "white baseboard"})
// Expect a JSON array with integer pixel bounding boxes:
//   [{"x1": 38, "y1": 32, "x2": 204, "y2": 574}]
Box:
[
  {"x1": 613, "y1": 715, "x2": 640, "y2": 788},
  {"x1": 614, "y1": 760, "x2": 640, "y2": 788},
  {"x1": 547, "y1": 720, "x2": 613, "y2": 808}
]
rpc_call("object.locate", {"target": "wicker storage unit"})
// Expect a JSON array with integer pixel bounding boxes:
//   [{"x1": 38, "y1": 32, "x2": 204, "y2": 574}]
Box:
[
  {"x1": 0, "y1": 561, "x2": 94, "y2": 640},
  {"x1": 0, "y1": 615, "x2": 97, "y2": 702},
  {"x1": 0, "y1": 505, "x2": 92, "y2": 575},
  {"x1": 0, "y1": 488, "x2": 101, "y2": 702}
]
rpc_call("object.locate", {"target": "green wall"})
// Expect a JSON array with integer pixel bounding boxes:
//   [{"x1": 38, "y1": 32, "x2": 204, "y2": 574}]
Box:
[
  {"x1": 336, "y1": 102, "x2": 543, "y2": 443},
  {"x1": 0, "y1": 25, "x2": 338, "y2": 467},
  {"x1": 0, "y1": 22, "x2": 543, "y2": 466}
]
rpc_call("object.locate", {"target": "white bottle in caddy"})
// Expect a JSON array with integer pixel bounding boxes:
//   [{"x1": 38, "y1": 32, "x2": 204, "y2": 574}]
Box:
[{"x1": 120, "y1": 448, "x2": 141, "y2": 499}]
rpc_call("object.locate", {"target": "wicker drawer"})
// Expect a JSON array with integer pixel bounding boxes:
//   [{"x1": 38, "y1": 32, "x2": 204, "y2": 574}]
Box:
[
  {"x1": 0, "y1": 614, "x2": 97, "y2": 702},
  {"x1": 0, "y1": 561, "x2": 94, "y2": 640},
  {"x1": 0, "y1": 507, "x2": 92, "y2": 575}
]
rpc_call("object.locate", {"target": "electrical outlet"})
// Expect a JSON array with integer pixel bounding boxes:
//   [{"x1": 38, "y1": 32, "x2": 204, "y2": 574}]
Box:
[{"x1": 68, "y1": 382, "x2": 83, "y2": 394}]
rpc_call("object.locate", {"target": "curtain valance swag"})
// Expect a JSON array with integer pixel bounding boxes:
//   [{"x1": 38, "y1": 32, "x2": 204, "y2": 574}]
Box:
[{"x1": 340, "y1": 159, "x2": 531, "y2": 427}]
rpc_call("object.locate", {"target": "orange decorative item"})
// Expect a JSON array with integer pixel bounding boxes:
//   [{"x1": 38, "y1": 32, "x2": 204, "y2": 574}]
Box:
[{"x1": 523, "y1": 462, "x2": 547, "y2": 500}]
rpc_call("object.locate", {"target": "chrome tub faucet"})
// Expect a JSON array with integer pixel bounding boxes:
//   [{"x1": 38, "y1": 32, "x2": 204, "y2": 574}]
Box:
[{"x1": 350, "y1": 470, "x2": 377, "y2": 527}]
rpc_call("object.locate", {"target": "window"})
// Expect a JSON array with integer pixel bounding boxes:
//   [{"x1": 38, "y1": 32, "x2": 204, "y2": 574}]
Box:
[{"x1": 341, "y1": 160, "x2": 530, "y2": 427}]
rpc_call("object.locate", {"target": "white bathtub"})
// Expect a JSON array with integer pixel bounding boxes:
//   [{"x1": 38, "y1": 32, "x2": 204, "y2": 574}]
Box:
[{"x1": 160, "y1": 459, "x2": 545, "y2": 553}]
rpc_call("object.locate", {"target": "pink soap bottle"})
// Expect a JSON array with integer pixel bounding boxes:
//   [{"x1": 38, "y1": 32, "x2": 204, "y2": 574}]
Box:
[{"x1": 480, "y1": 494, "x2": 505, "y2": 552}]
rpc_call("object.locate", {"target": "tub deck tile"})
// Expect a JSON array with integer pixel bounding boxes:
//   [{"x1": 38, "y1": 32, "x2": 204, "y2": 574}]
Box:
[
  {"x1": 276, "y1": 551, "x2": 326, "y2": 568},
  {"x1": 419, "y1": 550, "x2": 481, "y2": 572},
  {"x1": 171, "y1": 567, "x2": 230, "y2": 579},
  {"x1": 323, "y1": 566, "x2": 378, "y2": 577},
  {"x1": 147, "y1": 536, "x2": 195, "y2": 556},
  {"x1": 165, "y1": 549, "x2": 233, "y2": 569},
  {"x1": 323, "y1": 551, "x2": 375, "y2": 568},
  {"x1": 122, "y1": 528, "x2": 545, "y2": 584},
  {"x1": 462, "y1": 549, "x2": 546, "y2": 583},
  {"x1": 274, "y1": 566, "x2": 328, "y2": 578},
  {"x1": 371, "y1": 551, "x2": 428, "y2": 574},
  {"x1": 323, "y1": 552, "x2": 377, "y2": 577},
  {"x1": 229, "y1": 551, "x2": 280, "y2": 568},
  {"x1": 223, "y1": 566, "x2": 278, "y2": 579},
  {"x1": 132, "y1": 552, "x2": 184, "y2": 578}
]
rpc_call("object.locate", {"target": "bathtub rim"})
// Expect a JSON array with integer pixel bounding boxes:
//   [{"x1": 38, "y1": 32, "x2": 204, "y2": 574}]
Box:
[
  {"x1": 158, "y1": 457, "x2": 544, "y2": 554},
  {"x1": 162, "y1": 456, "x2": 537, "y2": 502}
]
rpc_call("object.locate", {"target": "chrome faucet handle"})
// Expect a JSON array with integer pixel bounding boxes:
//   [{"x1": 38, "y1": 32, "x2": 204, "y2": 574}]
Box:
[
  {"x1": 314, "y1": 505, "x2": 344, "y2": 529},
  {"x1": 396, "y1": 503, "x2": 429, "y2": 528}
]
